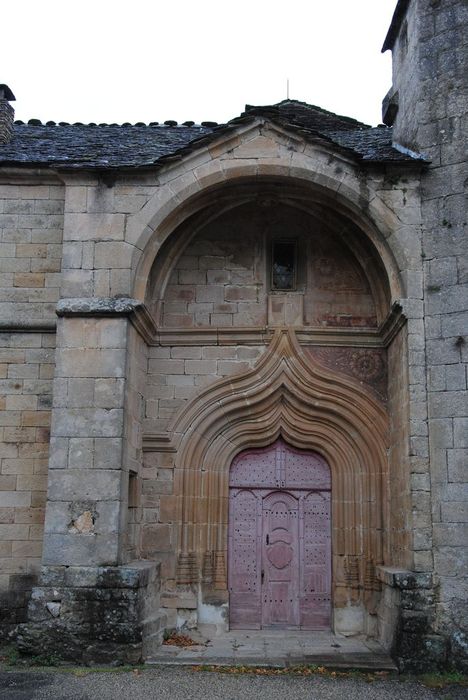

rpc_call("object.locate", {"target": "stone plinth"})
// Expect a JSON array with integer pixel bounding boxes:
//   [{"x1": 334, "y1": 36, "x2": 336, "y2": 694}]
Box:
[
  {"x1": 376, "y1": 566, "x2": 446, "y2": 672},
  {"x1": 17, "y1": 561, "x2": 165, "y2": 663}
]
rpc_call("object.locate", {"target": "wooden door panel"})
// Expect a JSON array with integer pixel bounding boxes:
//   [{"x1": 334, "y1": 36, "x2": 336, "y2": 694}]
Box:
[
  {"x1": 300, "y1": 491, "x2": 331, "y2": 629},
  {"x1": 228, "y1": 440, "x2": 331, "y2": 631},
  {"x1": 228, "y1": 489, "x2": 261, "y2": 629},
  {"x1": 262, "y1": 491, "x2": 299, "y2": 628}
]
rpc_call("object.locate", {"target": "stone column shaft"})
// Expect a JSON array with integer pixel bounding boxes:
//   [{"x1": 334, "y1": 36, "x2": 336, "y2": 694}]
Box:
[{"x1": 42, "y1": 299, "x2": 139, "y2": 567}]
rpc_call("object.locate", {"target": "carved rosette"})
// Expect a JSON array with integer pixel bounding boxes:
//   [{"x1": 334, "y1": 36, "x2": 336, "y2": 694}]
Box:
[{"x1": 307, "y1": 347, "x2": 387, "y2": 401}]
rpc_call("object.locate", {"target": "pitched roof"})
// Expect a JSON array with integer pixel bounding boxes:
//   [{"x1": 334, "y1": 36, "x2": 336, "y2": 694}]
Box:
[
  {"x1": 240, "y1": 100, "x2": 424, "y2": 164},
  {"x1": 0, "y1": 99, "x2": 425, "y2": 170}
]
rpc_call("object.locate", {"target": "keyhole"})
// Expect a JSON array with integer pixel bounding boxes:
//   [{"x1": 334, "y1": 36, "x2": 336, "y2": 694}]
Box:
[{"x1": 266, "y1": 534, "x2": 269, "y2": 545}]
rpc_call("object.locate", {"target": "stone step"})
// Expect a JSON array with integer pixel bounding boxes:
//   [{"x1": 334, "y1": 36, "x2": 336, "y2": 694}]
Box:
[{"x1": 146, "y1": 650, "x2": 397, "y2": 671}]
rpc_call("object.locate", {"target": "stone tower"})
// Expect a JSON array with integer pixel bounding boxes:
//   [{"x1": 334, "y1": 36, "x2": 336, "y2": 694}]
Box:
[{"x1": 383, "y1": 0, "x2": 468, "y2": 670}]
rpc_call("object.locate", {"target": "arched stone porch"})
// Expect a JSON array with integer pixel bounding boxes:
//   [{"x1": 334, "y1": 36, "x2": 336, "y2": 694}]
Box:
[{"x1": 19, "y1": 122, "x2": 425, "y2": 664}]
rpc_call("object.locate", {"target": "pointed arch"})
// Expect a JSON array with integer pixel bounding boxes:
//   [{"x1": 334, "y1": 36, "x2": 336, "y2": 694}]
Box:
[{"x1": 164, "y1": 329, "x2": 389, "y2": 606}]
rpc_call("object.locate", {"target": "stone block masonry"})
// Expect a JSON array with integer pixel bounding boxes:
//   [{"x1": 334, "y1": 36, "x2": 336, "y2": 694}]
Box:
[
  {"x1": 387, "y1": 0, "x2": 468, "y2": 671},
  {"x1": 43, "y1": 313, "x2": 129, "y2": 568},
  {"x1": 0, "y1": 180, "x2": 64, "y2": 325},
  {"x1": 145, "y1": 345, "x2": 264, "y2": 433},
  {"x1": 18, "y1": 561, "x2": 165, "y2": 663},
  {"x1": 0, "y1": 4, "x2": 466, "y2": 666},
  {"x1": 0, "y1": 330, "x2": 55, "y2": 638}
]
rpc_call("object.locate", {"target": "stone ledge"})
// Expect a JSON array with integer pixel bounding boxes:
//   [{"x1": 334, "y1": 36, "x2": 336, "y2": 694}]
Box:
[
  {"x1": 39, "y1": 561, "x2": 158, "y2": 589},
  {"x1": 55, "y1": 297, "x2": 157, "y2": 344},
  {"x1": 376, "y1": 566, "x2": 433, "y2": 590},
  {"x1": 56, "y1": 297, "x2": 143, "y2": 317},
  {"x1": 0, "y1": 319, "x2": 56, "y2": 332}
]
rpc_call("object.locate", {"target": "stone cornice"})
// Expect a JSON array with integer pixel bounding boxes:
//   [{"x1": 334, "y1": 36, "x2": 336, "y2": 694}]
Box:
[
  {"x1": 0, "y1": 167, "x2": 64, "y2": 184},
  {"x1": 153, "y1": 302, "x2": 405, "y2": 348},
  {"x1": 0, "y1": 319, "x2": 56, "y2": 333},
  {"x1": 53, "y1": 297, "x2": 406, "y2": 349},
  {"x1": 56, "y1": 297, "x2": 143, "y2": 317},
  {"x1": 55, "y1": 297, "x2": 157, "y2": 343}
]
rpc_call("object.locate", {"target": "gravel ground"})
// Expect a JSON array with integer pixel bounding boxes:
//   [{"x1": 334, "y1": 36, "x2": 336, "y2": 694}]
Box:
[{"x1": 0, "y1": 666, "x2": 467, "y2": 700}]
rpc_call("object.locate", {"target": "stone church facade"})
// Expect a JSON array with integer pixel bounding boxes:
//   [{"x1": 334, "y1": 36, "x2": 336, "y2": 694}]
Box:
[{"x1": 0, "y1": 0, "x2": 466, "y2": 671}]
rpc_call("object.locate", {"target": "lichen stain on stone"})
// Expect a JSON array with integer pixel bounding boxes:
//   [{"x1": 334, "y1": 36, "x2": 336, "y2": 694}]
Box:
[{"x1": 68, "y1": 510, "x2": 95, "y2": 534}]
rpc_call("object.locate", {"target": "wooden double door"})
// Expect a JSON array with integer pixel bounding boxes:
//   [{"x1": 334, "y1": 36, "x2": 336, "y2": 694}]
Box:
[{"x1": 228, "y1": 440, "x2": 331, "y2": 630}]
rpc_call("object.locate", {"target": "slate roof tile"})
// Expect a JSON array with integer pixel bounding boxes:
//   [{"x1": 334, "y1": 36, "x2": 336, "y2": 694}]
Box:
[{"x1": 0, "y1": 100, "x2": 426, "y2": 169}]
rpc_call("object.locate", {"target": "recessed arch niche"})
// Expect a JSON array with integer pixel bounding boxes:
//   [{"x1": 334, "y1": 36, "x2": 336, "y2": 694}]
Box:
[{"x1": 143, "y1": 177, "x2": 398, "y2": 324}]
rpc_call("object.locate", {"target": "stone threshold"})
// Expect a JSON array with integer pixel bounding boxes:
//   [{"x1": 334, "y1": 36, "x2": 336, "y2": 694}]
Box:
[{"x1": 146, "y1": 630, "x2": 397, "y2": 671}]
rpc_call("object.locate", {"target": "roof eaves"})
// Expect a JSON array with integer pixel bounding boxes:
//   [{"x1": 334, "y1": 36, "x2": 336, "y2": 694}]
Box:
[
  {"x1": 382, "y1": 0, "x2": 411, "y2": 52},
  {"x1": 359, "y1": 157, "x2": 428, "y2": 168}
]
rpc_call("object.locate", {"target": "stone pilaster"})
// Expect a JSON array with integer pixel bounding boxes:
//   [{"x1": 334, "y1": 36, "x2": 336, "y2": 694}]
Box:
[
  {"x1": 42, "y1": 299, "x2": 135, "y2": 567},
  {"x1": 19, "y1": 298, "x2": 165, "y2": 661}
]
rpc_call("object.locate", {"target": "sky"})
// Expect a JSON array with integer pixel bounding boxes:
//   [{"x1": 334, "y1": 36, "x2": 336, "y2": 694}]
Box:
[{"x1": 3, "y1": 0, "x2": 397, "y2": 128}]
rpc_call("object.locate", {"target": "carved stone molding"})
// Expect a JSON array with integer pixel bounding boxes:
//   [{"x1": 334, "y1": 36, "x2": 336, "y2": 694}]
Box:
[
  {"x1": 57, "y1": 298, "x2": 404, "y2": 353},
  {"x1": 154, "y1": 329, "x2": 389, "y2": 611},
  {"x1": 55, "y1": 297, "x2": 157, "y2": 345}
]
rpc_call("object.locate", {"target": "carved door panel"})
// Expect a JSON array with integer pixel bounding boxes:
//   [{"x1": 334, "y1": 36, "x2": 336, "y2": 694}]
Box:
[
  {"x1": 228, "y1": 489, "x2": 262, "y2": 628},
  {"x1": 261, "y1": 491, "x2": 299, "y2": 628},
  {"x1": 300, "y1": 491, "x2": 331, "y2": 628},
  {"x1": 228, "y1": 439, "x2": 331, "y2": 631}
]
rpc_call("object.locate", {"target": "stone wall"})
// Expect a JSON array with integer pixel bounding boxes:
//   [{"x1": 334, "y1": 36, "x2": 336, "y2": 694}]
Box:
[
  {"x1": 121, "y1": 323, "x2": 148, "y2": 563},
  {"x1": 387, "y1": 0, "x2": 468, "y2": 670},
  {"x1": 0, "y1": 112, "x2": 442, "y2": 663},
  {"x1": 0, "y1": 331, "x2": 54, "y2": 636},
  {"x1": 0, "y1": 176, "x2": 64, "y2": 635},
  {"x1": 44, "y1": 313, "x2": 129, "y2": 568},
  {"x1": 60, "y1": 177, "x2": 155, "y2": 300},
  {"x1": 18, "y1": 561, "x2": 164, "y2": 663},
  {"x1": 0, "y1": 181, "x2": 64, "y2": 323},
  {"x1": 145, "y1": 344, "x2": 264, "y2": 435}
]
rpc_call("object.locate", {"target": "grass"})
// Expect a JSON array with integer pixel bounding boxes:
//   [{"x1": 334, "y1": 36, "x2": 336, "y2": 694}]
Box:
[
  {"x1": 415, "y1": 671, "x2": 467, "y2": 689},
  {"x1": 191, "y1": 664, "x2": 392, "y2": 682},
  {"x1": 192, "y1": 663, "x2": 468, "y2": 688},
  {"x1": 0, "y1": 644, "x2": 139, "y2": 675}
]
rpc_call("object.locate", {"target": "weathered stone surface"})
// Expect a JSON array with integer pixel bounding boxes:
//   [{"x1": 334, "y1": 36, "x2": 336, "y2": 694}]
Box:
[
  {"x1": 17, "y1": 562, "x2": 162, "y2": 663},
  {"x1": 56, "y1": 297, "x2": 143, "y2": 317},
  {"x1": 0, "y1": 0, "x2": 467, "y2": 672}
]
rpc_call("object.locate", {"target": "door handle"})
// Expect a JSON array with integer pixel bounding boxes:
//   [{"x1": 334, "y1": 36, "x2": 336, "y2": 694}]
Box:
[
  {"x1": 261, "y1": 570, "x2": 264, "y2": 583},
  {"x1": 266, "y1": 534, "x2": 269, "y2": 545}
]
